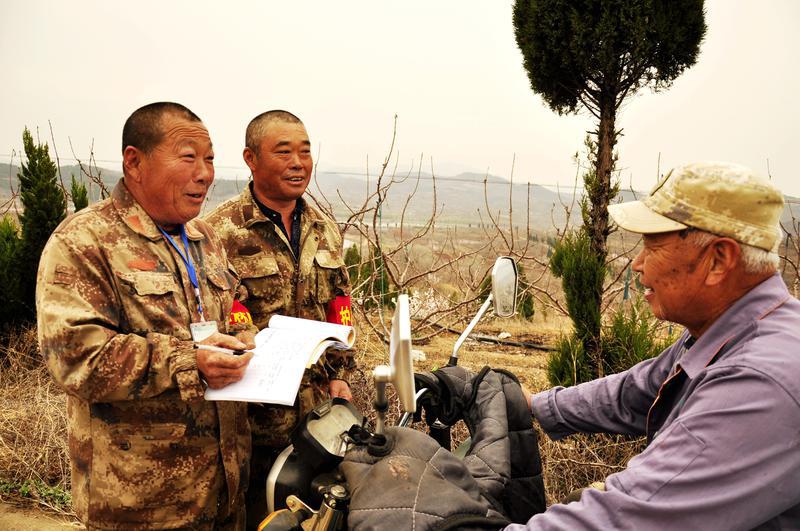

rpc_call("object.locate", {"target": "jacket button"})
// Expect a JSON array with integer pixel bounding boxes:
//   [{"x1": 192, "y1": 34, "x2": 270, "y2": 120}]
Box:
[{"x1": 119, "y1": 441, "x2": 131, "y2": 451}]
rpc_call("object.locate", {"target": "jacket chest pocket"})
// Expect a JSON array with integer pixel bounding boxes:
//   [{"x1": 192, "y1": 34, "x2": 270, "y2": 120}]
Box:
[
  {"x1": 203, "y1": 267, "x2": 235, "y2": 323},
  {"x1": 116, "y1": 271, "x2": 182, "y2": 331},
  {"x1": 235, "y1": 254, "x2": 286, "y2": 320},
  {"x1": 311, "y1": 249, "x2": 347, "y2": 304}
]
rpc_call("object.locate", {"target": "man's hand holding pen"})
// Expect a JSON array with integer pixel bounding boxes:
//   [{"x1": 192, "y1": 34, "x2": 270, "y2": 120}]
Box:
[{"x1": 195, "y1": 332, "x2": 255, "y2": 389}]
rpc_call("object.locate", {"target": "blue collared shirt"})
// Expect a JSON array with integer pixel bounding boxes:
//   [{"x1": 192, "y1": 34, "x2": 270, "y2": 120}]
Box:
[{"x1": 509, "y1": 273, "x2": 800, "y2": 530}]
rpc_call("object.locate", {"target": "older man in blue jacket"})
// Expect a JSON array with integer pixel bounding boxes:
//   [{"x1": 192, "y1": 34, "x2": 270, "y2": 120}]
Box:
[{"x1": 510, "y1": 161, "x2": 800, "y2": 530}]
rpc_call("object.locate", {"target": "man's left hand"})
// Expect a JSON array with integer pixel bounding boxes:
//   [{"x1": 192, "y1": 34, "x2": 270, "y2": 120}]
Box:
[
  {"x1": 329, "y1": 379, "x2": 352, "y2": 401},
  {"x1": 234, "y1": 329, "x2": 257, "y2": 350}
]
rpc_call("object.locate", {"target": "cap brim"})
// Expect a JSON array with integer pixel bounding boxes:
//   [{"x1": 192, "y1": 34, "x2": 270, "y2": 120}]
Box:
[{"x1": 608, "y1": 201, "x2": 687, "y2": 234}]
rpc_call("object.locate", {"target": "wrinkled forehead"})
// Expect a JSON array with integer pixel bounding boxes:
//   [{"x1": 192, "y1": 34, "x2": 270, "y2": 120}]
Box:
[
  {"x1": 157, "y1": 114, "x2": 212, "y2": 148},
  {"x1": 261, "y1": 120, "x2": 309, "y2": 144}
]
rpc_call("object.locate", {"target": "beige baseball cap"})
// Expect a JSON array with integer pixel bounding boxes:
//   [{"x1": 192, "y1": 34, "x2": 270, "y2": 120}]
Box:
[{"x1": 608, "y1": 162, "x2": 785, "y2": 252}]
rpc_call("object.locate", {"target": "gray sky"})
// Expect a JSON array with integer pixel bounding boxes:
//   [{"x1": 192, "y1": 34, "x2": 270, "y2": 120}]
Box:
[{"x1": 1, "y1": 0, "x2": 798, "y2": 196}]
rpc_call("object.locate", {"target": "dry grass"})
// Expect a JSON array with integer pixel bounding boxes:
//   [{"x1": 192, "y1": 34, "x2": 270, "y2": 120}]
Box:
[
  {"x1": 0, "y1": 326, "x2": 70, "y2": 485},
  {"x1": 0, "y1": 316, "x2": 642, "y2": 517},
  {"x1": 538, "y1": 431, "x2": 644, "y2": 504},
  {"x1": 0, "y1": 324, "x2": 73, "y2": 515}
]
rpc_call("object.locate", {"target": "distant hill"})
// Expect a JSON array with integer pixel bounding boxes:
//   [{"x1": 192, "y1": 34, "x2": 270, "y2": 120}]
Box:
[
  {"x1": 305, "y1": 169, "x2": 578, "y2": 231},
  {"x1": 2, "y1": 162, "x2": 798, "y2": 233}
]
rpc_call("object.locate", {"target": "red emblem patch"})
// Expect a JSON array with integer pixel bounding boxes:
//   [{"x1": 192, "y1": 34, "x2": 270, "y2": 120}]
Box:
[
  {"x1": 228, "y1": 299, "x2": 253, "y2": 326},
  {"x1": 326, "y1": 296, "x2": 352, "y2": 326}
]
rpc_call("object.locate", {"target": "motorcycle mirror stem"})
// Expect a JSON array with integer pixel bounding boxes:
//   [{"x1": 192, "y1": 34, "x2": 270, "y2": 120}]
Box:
[
  {"x1": 449, "y1": 294, "x2": 494, "y2": 366},
  {"x1": 372, "y1": 366, "x2": 391, "y2": 435}
]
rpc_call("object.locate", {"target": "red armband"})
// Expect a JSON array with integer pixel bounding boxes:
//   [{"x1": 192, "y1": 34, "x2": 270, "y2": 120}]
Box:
[
  {"x1": 326, "y1": 296, "x2": 352, "y2": 326},
  {"x1": 228, "y1": 299, "x2": 253, "y2": 326}
]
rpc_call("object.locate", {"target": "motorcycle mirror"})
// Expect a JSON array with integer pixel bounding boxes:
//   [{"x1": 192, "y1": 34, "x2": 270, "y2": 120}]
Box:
[
  {"x1": 389, "y1": 294, "x2": 416, "y2": 413},
  {"x1": 373, "y1": 294, "x2": 415, "y2": 434},
  {"x1": 449, "y1": 256, "x2": 519, "y2": 366},
  {"x1": 491, "y1": 256, "x2": 518, "y2": 318}
]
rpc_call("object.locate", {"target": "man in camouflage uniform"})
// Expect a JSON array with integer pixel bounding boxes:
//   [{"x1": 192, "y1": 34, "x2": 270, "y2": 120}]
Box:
[
  {"x1": 37, "y1": 102, "x2": 255, "y2": 530},
  {"x1": 206, "y1": 110, "x2": 354, "y2": 529}
]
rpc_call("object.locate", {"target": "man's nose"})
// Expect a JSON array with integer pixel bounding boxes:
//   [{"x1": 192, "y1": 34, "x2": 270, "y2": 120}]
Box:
[
  {"x1": 194, "y1": 159, "x2": 214, "y2": 183},
  {"x1": 632, "y1": 248, "x2": 645, "y2": 273},
  {"x1": 289, "y1": 152, "x2": 302, "y2": 168}
]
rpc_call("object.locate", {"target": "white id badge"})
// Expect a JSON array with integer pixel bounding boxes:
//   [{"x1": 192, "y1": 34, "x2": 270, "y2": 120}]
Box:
[{"x1": 190, "y1": 320, "x2": 218, "y2": 342}]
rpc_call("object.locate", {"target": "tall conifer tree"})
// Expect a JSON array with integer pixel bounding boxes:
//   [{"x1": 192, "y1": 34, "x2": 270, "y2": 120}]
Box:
[
  {"x1": 17, "y1": 127, "x2": 67, "y2": 319},
  {"x1": 513, "y1": 0, "x2": 705, "y2": 374}
]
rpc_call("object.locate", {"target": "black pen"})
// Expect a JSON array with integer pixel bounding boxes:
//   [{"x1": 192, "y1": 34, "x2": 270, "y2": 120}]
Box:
[{"x1": 194, "y1": 344, "x2": 252, "y2": 356}]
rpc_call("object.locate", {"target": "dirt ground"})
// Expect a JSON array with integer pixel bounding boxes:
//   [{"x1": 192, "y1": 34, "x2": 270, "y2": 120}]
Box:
[{"x1": 0, "y1": 501, "x2": 80, "y2": 530}]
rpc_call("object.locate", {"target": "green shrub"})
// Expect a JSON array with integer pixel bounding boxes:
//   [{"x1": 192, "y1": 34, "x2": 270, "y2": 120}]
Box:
[
  {"x1": 549, "y1": 230, "x2": 605, "y2": 376},
  {"x1": 344, "y1": 243, "x2": 395, "y2": 309},
  {"x1": 70, "y1": 174, "x2": 89, "y2": 212},
  {"x1": 548, "y1": 334, "x2": 595, "y2": 388},
  {"x1": 0, "y1": 216, "x2": 23, "y2": 329},
  {"x1": 548, "y1": 297, "x2": 676, "y2": 387},
  {"x1": 517, "y1": 263, "x2": 535, "y2": 320},
  {"x1": 344, "y1": 243, "x2": 361, "y2": 282},
  {"x1": 601, "y1": 298, "x2": 676, "y2": 376},
  {"x1": 518, "y1": 288, "x2": 535, "y2": 320},
  {"x1": 365, "y1": 246, "x2": 395, "y2": 309}
]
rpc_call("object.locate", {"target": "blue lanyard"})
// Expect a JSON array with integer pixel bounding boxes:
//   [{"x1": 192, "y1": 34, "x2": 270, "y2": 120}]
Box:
[{"x1": 158, "y1": 225, "x2": 205, "y2": 321}]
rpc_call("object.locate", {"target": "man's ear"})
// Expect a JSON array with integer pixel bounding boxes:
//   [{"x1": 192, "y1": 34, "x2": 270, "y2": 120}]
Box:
[
  {"x1": 123, "y1": 146, "x2": 145, "y2": 183},
  {"x1": 705, "y1": 238, "x2": 741, "y2": 287},
  {"x1": 243, "y1": 147, "x2": 258, "y2": 173}
]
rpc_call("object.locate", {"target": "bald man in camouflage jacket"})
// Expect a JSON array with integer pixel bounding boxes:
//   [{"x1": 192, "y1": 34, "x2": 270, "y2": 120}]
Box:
[
  {"x1": 37, "y1": 103, "x2": 255, "y2": 530},
  {"x1": 205, "y1": 110, "x2": 354, "y2": 529}
]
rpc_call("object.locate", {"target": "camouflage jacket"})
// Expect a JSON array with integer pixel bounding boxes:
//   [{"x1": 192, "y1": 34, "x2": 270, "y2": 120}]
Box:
[
  {"x1": 36, "y1": 180, "x2": 251, "y2": 529},
  {"x1": 205, "y1": 185, "x2": 353, "y2": 447}
]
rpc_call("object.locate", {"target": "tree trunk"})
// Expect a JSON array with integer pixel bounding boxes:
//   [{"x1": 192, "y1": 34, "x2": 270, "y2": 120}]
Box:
[
  {"x1": 584, "y1": 91, "x2": 618, "y2": 378},
  {"x1": 592, "y1": 92, "x2": 616, "y2": 262}
]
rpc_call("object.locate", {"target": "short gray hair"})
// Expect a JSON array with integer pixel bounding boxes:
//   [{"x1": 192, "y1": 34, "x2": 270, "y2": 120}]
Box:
[
  {"x1": 245, "y1": 110, "x2": 303, "y2": 153},
  {"x1": 688, "y1": 230, "x2": 780, "y2": 274}
]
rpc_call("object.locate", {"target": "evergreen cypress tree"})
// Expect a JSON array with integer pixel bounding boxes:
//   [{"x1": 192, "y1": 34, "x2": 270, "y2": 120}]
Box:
[
  {"x1": 17, "y1": 127, "x2": 67, "y2": 320},
  {"x1": 344, "y1": 244, "x2": 362, "y2": 286},
  {"x1": 70, "y1": 174, "x2": 89, "y2": 212},
  {"x1": 514, "y1": 0, "x2": 706, "y2": 368}
]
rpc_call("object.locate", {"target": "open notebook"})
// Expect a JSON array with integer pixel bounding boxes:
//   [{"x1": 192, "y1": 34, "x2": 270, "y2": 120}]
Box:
[{"x1": 204, "y1": 315, "x2": 355, "y2": 405}]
